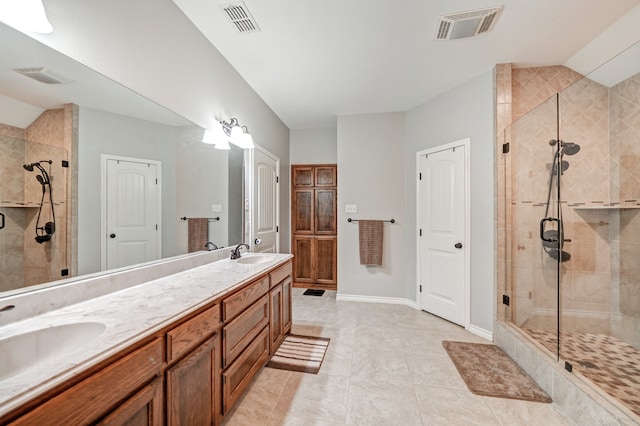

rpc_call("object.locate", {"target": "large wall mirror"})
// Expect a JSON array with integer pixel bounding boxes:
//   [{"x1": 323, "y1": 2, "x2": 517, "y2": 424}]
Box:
[{"x1": 0, "y1": 22, "x2": 244, "y2": 294}]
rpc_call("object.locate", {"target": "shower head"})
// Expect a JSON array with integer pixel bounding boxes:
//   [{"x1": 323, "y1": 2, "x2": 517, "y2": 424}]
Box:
[
  {"x1": 561, "y1": 142, "x2": 581, "y2": 156},
  {"x1": 23, "y1": 163, "x2": 35, "y2": 171}
]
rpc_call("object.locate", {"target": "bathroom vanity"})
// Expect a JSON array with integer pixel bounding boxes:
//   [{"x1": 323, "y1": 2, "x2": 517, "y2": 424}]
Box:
[{"x1": 0, "y1": 252, "x2": 292, "y2": 425}]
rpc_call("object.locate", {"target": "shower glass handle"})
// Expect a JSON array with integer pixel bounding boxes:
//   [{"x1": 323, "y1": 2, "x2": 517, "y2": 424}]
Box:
[
  {"x1": 540, "y1": 217, "x2": 560, "y2": 242},
  {"x1": 0, "y1": 212, "x2": 4, "y2": 230}
]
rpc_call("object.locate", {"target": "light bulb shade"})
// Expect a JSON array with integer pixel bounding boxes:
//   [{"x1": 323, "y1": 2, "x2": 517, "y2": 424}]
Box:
[
  {"x1": 240, "y1": 131, "x2": 254, "y2": 149},
  {"x1": 0, "y1": 0, "x2": 53, "y2": 33},
  {"x1": 214, "y1": 139, "x2": 230, "y2": 150},
  {"x1": 201, "y1": 129, "x2": 216, "y2": 144},
  {"x1": 229, "y1": 124, "x2": 243, "y2": 143}
]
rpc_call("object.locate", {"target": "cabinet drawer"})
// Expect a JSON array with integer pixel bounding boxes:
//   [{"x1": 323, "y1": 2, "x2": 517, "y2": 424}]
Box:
[
  {"x1": 222, "y1": 275, "x2": 269, "y2": 322},
  {"x1": 167, "y1": 304, "x2": 220, "y2": 362},
  {"x1": 11, "y1": 339, "x2": 163, "y2": 426},
  {"x1": 269, "y1": 261, "x2": 292, "y2": 288},
  {"x1": 223, "y1": 294, "x2": 269, "y2": 368},
  {"x1": 221, "y1": 327, "x2": 269, "y2": 415}
]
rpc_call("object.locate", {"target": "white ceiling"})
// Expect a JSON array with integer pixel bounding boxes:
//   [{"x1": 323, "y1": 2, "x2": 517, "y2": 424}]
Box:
[{"x1": 173, "y1": 0, "x2": 640, "y2": 129}]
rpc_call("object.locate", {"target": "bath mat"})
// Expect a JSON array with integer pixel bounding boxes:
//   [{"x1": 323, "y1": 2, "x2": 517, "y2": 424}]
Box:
[
  {"x1": 443, "y1": 341, "x2": 552, "y2": 403},
  {"x1": 303, "y1": 289, "x2": 325, "y2": 296},
  {"x1": 266, "y1": 334, "x2": 330, "y2": 374}
]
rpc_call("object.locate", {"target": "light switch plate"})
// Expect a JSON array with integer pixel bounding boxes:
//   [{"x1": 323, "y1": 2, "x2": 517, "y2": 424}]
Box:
[
  {"x1": 345, "y1": 204, "x2": 357, "y2": 213},
  {"x1": 211, "y1": 204, "x2": 222, "y2": 212}
]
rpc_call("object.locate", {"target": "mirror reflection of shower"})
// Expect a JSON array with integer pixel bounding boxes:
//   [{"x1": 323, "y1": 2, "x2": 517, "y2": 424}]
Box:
[
  {"x1": 540, "y1": 139, "x2": 581, "y2": 262},
  {"x1": 23, "y1": 160, "x2": 56, "y2": 244}
]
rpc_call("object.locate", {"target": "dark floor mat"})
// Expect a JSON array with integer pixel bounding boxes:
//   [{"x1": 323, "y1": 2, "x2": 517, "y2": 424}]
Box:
[{"x1": 303, "y1": 289, "x2": 325, "y2": 296}]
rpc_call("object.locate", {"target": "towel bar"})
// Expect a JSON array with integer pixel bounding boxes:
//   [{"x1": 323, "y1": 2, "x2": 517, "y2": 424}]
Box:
[
  {"x1": 180, "y1": 216, "x2": 220, "y2": 221},
  {"x1": 347, "y1": 218, "x2": 395, "y2": 223}
]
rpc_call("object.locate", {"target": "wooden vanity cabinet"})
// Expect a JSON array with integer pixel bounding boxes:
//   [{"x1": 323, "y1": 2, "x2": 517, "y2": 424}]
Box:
[
  {"x1": 165, "y1": 304, "x2": 222, "y2": 426},
  {"x1": 9, "y1": 339, "x2": 164, "y2": 426}
]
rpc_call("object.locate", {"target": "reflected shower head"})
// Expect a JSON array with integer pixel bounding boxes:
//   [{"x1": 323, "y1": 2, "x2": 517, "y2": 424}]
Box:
[
  {"x1": 561, "y1": 143, "x2": 581, "y2": 156},
  {"x1": 23, "y1": 163, "x2": 35, "y2": 171}
]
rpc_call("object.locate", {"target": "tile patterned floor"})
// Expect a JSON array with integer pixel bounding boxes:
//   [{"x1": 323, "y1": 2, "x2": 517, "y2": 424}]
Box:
[
  {"x1": 222, "y1": 289, "x2": 575, "y2": 425},
  {"x1": 525, "y1": 329, "x2": 640, "y2": 419}
]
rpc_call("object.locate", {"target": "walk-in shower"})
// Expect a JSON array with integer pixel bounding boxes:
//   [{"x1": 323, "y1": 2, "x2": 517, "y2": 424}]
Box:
[
  {"x1": 503, "y1": 61, "x2": 640, "y2": 421},
  {"x1": 23, "y1": 160, "x2": 55, "y2": 244}
]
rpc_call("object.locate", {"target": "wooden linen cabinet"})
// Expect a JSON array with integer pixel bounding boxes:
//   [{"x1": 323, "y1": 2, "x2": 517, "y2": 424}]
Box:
[{"x1": 291, "y1": 165, "x2": 337, "y2": 290}]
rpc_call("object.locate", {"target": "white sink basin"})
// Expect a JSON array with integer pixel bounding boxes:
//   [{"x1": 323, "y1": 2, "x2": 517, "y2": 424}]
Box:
[
  {"x1": 0, "y1": 322, "x2": 107, "y2": 380},
  {"x1": 236, "y1": 255, "x2": 273, "y2": 265}
]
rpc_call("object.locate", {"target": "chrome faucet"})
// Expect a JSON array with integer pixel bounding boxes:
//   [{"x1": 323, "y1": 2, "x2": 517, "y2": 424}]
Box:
[
  {"x1": 230, "y1": 243, "x2": 250, "y2": 260},
  {"x1": 204, "y1": 241, "x2": 219, "y2": 251}
]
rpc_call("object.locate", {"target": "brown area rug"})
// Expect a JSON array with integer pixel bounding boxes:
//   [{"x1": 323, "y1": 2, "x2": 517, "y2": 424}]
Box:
[
  {"x1": 266, "y1": 334, "x2": 330, "y2": 374},
  {"x1": 443, "y1": 341, "x2": 552, "y2": 403}
]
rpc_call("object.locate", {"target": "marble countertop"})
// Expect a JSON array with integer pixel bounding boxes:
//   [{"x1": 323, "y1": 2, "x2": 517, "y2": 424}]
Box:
[{"x1": 0, "y1": 253, "x2": 292, "y2": 417}]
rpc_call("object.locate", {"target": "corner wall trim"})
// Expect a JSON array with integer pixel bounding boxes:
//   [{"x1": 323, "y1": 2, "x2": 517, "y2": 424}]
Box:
[
  {"x1": 466, "y1": 324, "x2": 493, "y2": 341},
  {"x1": 335, "y1": 294, "x2": 419, "y2": 309}
]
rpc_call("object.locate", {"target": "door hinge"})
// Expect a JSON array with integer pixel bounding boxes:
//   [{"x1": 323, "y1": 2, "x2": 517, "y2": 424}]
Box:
[
  {"x1": 276, "y1": 176, "x2": 279, "y2": 183},
  {"x1": 419, "y1": 285, "x2": 422, "y2": 293},
  {"x1": 61, "y1": 268, "x2": 69, "y2": 276},
  {"x1": 502, "y1": 294, "x2": 510, "y2": 306},
  {"x1": 155, "y1": 178, "x2": 158, "y2": 184},
  {"x1": 502, "y1": 143, "x2": 510, "y2": 154},
  {"x1": 155, "y1": 224, "x2": 158, "y2": 231},
  {"x1": 419, "y1": 172, "x2": 422, "y2": 181},
  {"x1": 276, "y1": 226, "x2": 279, "y2": 232},
  {"x1": 419, "y1": 229, "x2": 422, "y2": 237}
]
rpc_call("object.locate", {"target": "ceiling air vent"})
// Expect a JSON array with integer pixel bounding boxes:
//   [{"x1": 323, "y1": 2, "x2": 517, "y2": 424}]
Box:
[
  {"x1": 220, "y1": 1, "x2": 260, "y2": 34},
  {"x1": 436, "y1": 6, "x2": 503, "y2": 40},
  {"x1": 13, "y1": 67, "x2": 71, "y2": 84}
]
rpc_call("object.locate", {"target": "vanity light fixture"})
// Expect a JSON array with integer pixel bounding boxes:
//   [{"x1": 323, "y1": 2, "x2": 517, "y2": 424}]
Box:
[
  {"x1": 0, "y1": 0, "x2": 53, "y2": 33},
  {"x1": 220, "y1": 118, "x2": 255, "y2": 149}
]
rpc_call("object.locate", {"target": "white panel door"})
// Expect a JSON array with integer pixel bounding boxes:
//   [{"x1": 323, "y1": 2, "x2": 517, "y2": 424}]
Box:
[
  {"x1": 105, "y1": 158, "x2": 160, "y2": 270},
  {"x1": 250, "y1": 146, "x2": 279, "y2": 253},
  {"x1": 418, "y1": 142, "x2": 467, "y2": 326}
]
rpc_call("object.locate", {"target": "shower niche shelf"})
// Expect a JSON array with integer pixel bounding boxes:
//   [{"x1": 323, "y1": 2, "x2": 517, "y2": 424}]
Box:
[{"x1": 571, "y1": 205, "x2": 640, "y2": 210}]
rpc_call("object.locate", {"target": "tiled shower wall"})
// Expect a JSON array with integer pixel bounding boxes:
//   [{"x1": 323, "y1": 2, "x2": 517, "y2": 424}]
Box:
[
  {"x1": 496, "y1": 65, "x2": 640, "y2": 348},
  {"x1": 0, "y1": 105, "x2": 74, "y2": 291}
]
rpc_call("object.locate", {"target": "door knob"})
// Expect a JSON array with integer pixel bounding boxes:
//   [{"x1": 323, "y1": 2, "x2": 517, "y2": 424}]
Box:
[
  {"x1": 254, "y1": 238, "x2": 262, "y2": 245},
  {"x1": 455, "y1": 242, "x2": 463, "y2": 249},
  {"x1": 110, "y1": 233, "x2": 116, "y2": 239}
]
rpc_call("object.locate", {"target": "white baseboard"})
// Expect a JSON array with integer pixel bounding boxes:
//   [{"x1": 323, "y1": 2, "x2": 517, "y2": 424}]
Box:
[
  {"x1": 336, "y1": 293, "x2": 419, "y2": 309},
  {"x1": 466, "y1": 324, "x2": 493, "y2": 341}
]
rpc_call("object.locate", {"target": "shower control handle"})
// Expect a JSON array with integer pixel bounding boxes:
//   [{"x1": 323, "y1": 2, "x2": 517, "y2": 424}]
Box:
[
  {"x1": 110, "y1": 233, "x2": 116, "y2": 239},
  {"x1": 540, "y1": 217, "x2": 560, "y2": 242},
  {"x1": 454, "y1": 242, "x2": 463, "y2": 249}
]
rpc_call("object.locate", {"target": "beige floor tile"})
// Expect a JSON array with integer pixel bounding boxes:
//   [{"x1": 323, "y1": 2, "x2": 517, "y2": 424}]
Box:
[
  {"x1": 270, "y1": 373, "x2": 350, "y2": 424},
  {"x1": 484, "y1": 397, "x2": 577, "y2": 426},
  {"x1": 352, "y1": 325, "x2": 404, "y2": 352},
  {"x1": 267, "y1": 415, "x2": 346, "y2": 426},
  {"x1": 346, "y1": 378, "x2": 423, "y2": 425},
  {"x1": 405, "y1": 351, "x2": 467, "y2": 390},
  {"x1": 350, "y1": 348, "x2": 412, "y2": 383},
  {"x1": 413, "y1": 384, "x2": 501, "y2": 425}
]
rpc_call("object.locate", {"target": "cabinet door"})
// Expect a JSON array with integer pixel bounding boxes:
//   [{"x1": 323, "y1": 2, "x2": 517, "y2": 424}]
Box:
[
  {"x1": 166, "y1": 334, "x2": 220, "y2": 426},
  {"x1": 269, "y1": 283, "x2": 284, "y2": 355},
  {"x1": 315, "y1": 189, "x2": 336, "y2": 234},
  {"x1": 292, "y1": 236, "x2": 314, "y2": 284},
  {"x1": 97, "y1": 377, "x2": 163, "y2": 426},
  {"x1": 314, "y1": 165, "x2": 336, "y2": 187},
  {"x1": 282, "y1": 277, "x2": 292, "y2": 334},
  {"x1": 292, "y1": 189, "x2": 314, "y2": 234},
  {"x1": 292, "y1": 166, "x2": 314, "y2": 187},
  {"x1": 315, "y1": 236, "x2": 337, "y2": 285}
]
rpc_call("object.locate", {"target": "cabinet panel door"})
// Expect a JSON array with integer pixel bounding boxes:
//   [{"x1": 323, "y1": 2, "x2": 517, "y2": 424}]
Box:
[
  {"x1": 292, "y1": 189, "x2": 314, "y2": 234},
  {"x1": 97, "y1": 377, "x2": 163, "y2": 426},
  {"x1": 292, "y1": 166, "x2": 314, "y2": 187},
  {"x1": 292, "y1": 236, "x2": 314, "y2": 283},
  {"x1": 269, "y1": 283, "x2": 284, "y2": 355},
  {"x1": 315, "y1": 237, "x2": 337, "y2": 285},
  {"x1": 315, "y1": 189, "x2": 336, "y2": 234},
  {"x1": 282, "y1": 277, "x2": 292, "y2": 334},
  {"x1": 166, "y1": 334, "x2": 220, "y2": 426},
  {"x1": 314, "y1": 166, "x2": 336, "y2": 187}
]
